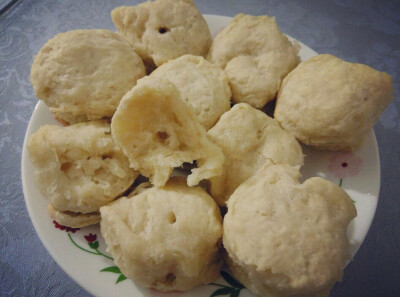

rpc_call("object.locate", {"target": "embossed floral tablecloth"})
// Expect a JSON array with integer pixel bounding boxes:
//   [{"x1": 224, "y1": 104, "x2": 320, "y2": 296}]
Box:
[{"x1": 1, "y1": 0, "x2": 399, "y2": 296}]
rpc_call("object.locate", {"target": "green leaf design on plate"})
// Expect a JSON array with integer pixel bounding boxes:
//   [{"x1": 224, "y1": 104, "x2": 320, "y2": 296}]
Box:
[
  {"x1": 210, "y1": 287, "x2": 233, "y2": 297},
  {"x1": 89, "y1": 241, "x2": 99, "y2": 249},
  {"x1": 221, "y1": 271, "x2": 244, "y2": 289},
  {"x1": 116, "y1": 274, "x2": 127, "y2": 284},
  {"x1": 230, "y1": 289, "x2": 241, "y2": 297},
  {"x1": 101, "y1": 266, "x2": 121, "y2": 274}
]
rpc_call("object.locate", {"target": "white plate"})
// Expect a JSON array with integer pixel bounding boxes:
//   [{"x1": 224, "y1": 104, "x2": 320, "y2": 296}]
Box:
[{"x1": 21, "y1": 14, "x2": 380, "y2": 297}]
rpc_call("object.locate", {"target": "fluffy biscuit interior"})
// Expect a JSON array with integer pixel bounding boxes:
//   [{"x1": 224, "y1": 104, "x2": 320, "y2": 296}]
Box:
[
  {"x1": 27, "y1": 120, "x2": 137, "y2": 213},
  {"x1": 111, "y1": 79, "x2": 224, "y2": 187}
]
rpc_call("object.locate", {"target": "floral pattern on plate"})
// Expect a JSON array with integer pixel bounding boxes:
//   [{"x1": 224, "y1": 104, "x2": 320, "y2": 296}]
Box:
[
  {"x1": 54, "y1": 223, "x2": 127, "y2": 284},
  {"x1": 56, "y1": 221, "x2": 247, "y2": 296},
  {"x1": 327, "y1": 151, "x2": 363, "y2": 187}
]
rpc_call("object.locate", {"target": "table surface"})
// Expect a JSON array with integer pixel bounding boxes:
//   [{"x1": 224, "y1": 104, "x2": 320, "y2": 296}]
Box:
[{"x1": 1, "y1": 0, "x2": 399, "y2": 296}]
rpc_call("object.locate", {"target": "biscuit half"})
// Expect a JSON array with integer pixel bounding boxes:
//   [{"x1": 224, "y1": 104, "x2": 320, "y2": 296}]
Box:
[
  {"x1": 27, "y1": 120, "x2": 138, "y2": 213},
  {"x1": 48, "y1": 204, "x2": 101, "y2": 228},
  {"x1": 111, "y1": 78, "x2": 225, "y2": 187}
]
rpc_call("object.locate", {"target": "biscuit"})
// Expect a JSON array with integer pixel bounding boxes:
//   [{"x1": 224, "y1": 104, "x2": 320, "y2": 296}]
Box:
[
  {"x1": 274, "y1": 54, "x2": 394, "y2": 150},
  {"x1": 223, "y1": 164, "x2": 357, "y2": 297},
  {"x1": 207, "y1": 14, "x2": 299, "y2": 108},
  {"x1": 207, "y1": 103, "x2": 303, "y2": 205},
  {"x1": 30, "y1": 29, "x2": 146, "y2": 124},
  {"x1": 26, "y1": 120, "x2": 138, "y2": 213},
  {"x1": 111, "y1": 0, "x2": 212, "y2": 67},
  {"x1": 111, "y1": 78, "x2": 225, "y2": 187},
  {"x1": 48, "y1": 204, "x2": 101, "y2": 228},
  {"x1": 148, "y1": 55, "x2": 231, "y2": 129},
  {"x1": 100, "y1": 177, "x2": 223, "y2": 292}
]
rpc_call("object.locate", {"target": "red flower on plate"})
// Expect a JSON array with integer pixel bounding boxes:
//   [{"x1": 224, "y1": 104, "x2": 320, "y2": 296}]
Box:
[
  {"x1": 53, "y1": 220, "x2": 80, "y2": 233},
  {"x1": 84, "y1": 233, "x2": 97, "y2": 243},
  {"x1": 327, "y1": 151, "x2": 363, "y2": 179}
]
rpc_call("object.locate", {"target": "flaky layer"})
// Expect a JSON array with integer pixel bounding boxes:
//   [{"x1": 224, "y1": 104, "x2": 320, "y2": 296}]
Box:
[{"x1": 48, "y1": 204, "x2": 100, "y2": 228}]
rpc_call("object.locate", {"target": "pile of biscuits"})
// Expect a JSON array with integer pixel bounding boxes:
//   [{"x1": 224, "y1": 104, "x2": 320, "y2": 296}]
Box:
[{"x1": 27, "y1": 0, "x2": 393, "y2": 296}]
